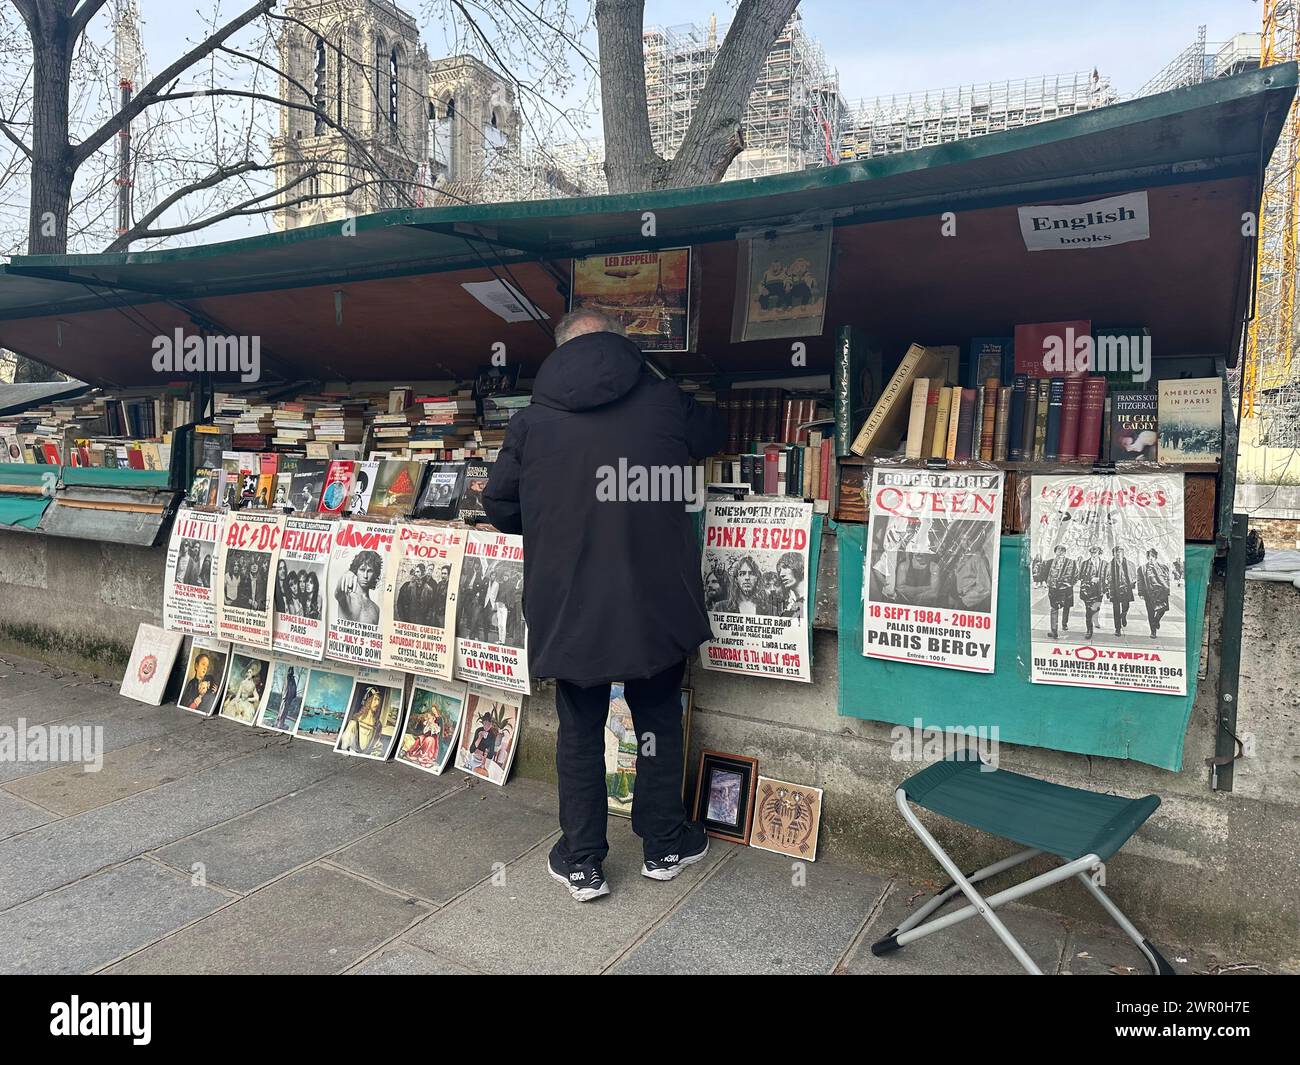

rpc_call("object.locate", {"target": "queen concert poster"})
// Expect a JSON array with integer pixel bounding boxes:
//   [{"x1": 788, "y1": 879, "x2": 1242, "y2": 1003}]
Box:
[
  {"x1": 1029, "y1": 472, "x2": 1186, "y2": 695},
  {"x1": 272, "y1": 516, "x2": 334, "y2": 661},
  {"x1": 700, "y1": 498, "x2": 813, "y2": 683},
  {"x1": 213, "y1": 510, "x2": 285, "y2": 651},
  {"x1": 163, "y1": 506, "x2": 220, "y2": 636},
  {"x1": 863, "y1": 468, "x2": 1004, "y2": 673},
  {"x1": 325, "y1": 519, "x2": 395, "y2": 667},
  {"x1": 379, "y1": 523, "x2": 467, "y2": 678},
  {"x1": 455, "y1": 529, "x2": 531, "y2": 695}
]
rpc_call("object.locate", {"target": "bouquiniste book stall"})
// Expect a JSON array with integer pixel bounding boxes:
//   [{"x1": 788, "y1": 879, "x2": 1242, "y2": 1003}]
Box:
[{"x1": 0, "y1": 65, "x2": 1290, "y2": 836}]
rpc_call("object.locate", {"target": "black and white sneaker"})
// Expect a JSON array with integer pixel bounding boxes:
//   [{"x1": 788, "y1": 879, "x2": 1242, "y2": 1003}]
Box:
[
  {"x1": 642, "y1": 832, "x2": 710, "y2": 881},
  {"x1": 547, "y1": 854, "x2": 610, "y2": 902}
]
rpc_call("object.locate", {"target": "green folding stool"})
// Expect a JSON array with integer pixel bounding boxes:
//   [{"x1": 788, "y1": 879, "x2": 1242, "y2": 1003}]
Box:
[{"x1": 873, "y1": 758, "x2": 1175, "y2": 975}]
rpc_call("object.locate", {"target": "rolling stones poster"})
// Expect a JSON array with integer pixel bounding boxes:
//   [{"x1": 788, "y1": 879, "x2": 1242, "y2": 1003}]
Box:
[
  {"x1": 379, "y1": 523, "x2": 467, "y2": 678},
  {"x1": 700, "y1": 498, "x2": 813, "y2": 683},
  {"x1": 213, "y1": 510, "x2": 285, "y2": 651},
  {"x1": 569, "y1": 248, "x2": 691, "y2": 352},
  {"x1": 163, "y1": 506, "x2": 220, "y2": 637},
  {"x1": 325, "y1": 519, "x2": 395, "y2": 667},
  {"x1": 272, "y1": 516, "x2": 334, "y2": 661},
  {"x1": 1028, "y1": 472, "x2": 1186, "y2": 695},
  {"x1": 863, "y1": 468, "x2": 1005, "y2": 673},
  {"x1": 455, "y1": 529, "x2": 531, "y2": 695}
]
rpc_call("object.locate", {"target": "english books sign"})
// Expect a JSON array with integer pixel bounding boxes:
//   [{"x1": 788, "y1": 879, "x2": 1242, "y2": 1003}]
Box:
[{"x1": 1017, "y1": 191, "x2": 1149, "y2": 252}]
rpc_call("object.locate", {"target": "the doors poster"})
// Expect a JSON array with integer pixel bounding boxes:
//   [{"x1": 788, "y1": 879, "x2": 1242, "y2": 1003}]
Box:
[
  {"x1": 699, "y1": 498, "x2": 813, "y2": 683},
  {"x1": 569, "y1": 248, "x2": 691, "y2": 352},
  {"x1": 163, "y1": 506, "x2": 220, "y2": 636},
  {"x1": 1028, "y1": 472, "x2": 1186, "y2": 695},
  {"x1": 272, "y1": 516, "x2": 333, "y2": 661},
  {"x1": 213, "y1": 510, "x2": 285, "y2": 650},
  {"x1": 863, "y1": 467, "x2": 1004, "y2": 673},
  {"x1": 455, "y1": 529, "x2": 531, "y2": 695},
  {"x1": 379, "y1": 523, "x2": 466, "y2": 678},
  {"x1": 325, "y1": 519, "x2": 395, "y2": 667}
]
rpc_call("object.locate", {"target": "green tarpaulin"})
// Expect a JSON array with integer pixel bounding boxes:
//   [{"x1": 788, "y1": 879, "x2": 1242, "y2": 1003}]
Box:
[
  {"x1": 836, "y1": 524, "x2": 1213, "y2": 771},
  {"x1": 0, "y1": 494, "x2": 48, "y2": 529}
]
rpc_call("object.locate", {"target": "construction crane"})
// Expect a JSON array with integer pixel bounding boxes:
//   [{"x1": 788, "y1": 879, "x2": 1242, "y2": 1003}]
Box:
[
  {"x1": 1244, "y1": 0, "x2": 1300, "y2": 425},
  {"x1": 113, "y1": 0, "x2": 144, "y2": 238}
]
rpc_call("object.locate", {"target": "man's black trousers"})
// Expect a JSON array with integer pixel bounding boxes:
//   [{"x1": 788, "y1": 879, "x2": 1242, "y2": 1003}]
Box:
[{"x1": 552, "y1": 659, "x2": 691, "y2": 864}]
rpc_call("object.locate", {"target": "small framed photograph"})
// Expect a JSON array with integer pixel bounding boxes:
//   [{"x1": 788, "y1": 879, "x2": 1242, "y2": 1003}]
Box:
[{"x1": 693, "y1": 749, "x2": 758, "y2": 845}]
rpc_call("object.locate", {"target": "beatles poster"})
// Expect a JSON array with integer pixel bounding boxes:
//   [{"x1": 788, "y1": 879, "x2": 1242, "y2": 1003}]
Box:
[
  {"x1": 379, "y1": 523, "x2": 467, "y2": 678},
  {"x1": 455, "y1": 529, "x2": 531, "y2": 695},
  {"x1": 163, "y1": 506, "x2": 220, "y2": 637},
  {"x1": 272, "y1": 516, "x2": 333, "y2": 661},
  {"x1": 863, "y1": 468, "x2": 1004, "y2": 673},
  {"x1": 700, "y1": 498, "x2": 813, "y2": 683},
  {"x1": 1028, "y1": 472, "x2": 1186, "y2": 695},
  {"x1": 325, "y1": 519, "x2": 395, "y2": 667},
  {"x1": 731, "y1": 227, "x2": 832, "y2": 343},
  {"x1": 213, "y1": 510, "x2": 285, "y2": 651},
  {"x1": 569, "y1": 247, "x2": 691, "y2": 352}
]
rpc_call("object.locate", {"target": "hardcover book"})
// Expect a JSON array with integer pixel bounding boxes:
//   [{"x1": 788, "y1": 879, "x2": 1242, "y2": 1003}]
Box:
[
  {"x1": 1014, "y1": 320, "x2": 1091, "y2": 378},
  {"x1": 1157, "y1": 377, "x2": 1222, "y2": 463},
  {"x1": 850, "y1": 343, "x2": 949, "y2": 456}
]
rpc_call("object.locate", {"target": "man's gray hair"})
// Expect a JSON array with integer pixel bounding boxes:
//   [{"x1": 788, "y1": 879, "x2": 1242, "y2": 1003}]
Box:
[{"x1": 554, "y1": 308, "x2": 626, "y2": 346}]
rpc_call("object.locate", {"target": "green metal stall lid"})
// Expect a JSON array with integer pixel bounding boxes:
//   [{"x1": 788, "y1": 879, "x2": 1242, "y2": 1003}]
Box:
[{"x1": 0, "y1": 62, "x2": 1293, "y2": 323}]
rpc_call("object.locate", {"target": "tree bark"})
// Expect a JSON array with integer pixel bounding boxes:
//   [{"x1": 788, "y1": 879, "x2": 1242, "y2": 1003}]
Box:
[{"x1": 595, "y1": 0, "x2": 666, "y2": 194}]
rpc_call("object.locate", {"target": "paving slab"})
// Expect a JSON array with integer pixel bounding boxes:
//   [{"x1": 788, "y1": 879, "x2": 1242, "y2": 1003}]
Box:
[
  {"x1": 0, "y1": 700, "x2": 205, "y2": 784},
  {"x1": 0, "y1": 858, "x2": 227, "y2": 975},
  {"x1": 1065, "y1": 925, "x2": 1198, "y2": 976},
  {"x1": 105, "y1": 863, "x2": 430, "y2": 975},
  {"x1": 332, "y1": 776, "x2": 559, "y2": 904},
  {"x1": 409, "y1": 817, "x2": 727, "y2": 974},
  {"x1": 0, "y1": 740, "x2": 345, "y2": 911},
  {"x1": 0, "y1": 788, "x2": 55, "y2": 840},
  {"x1": 613, "y1": 845, "x2": 886, "y2": 975},
  {"x1": 154, "y1": 758, "x2": 459, "y2": 892},
  {"x1": 350, "y1": 942, "x2": 478, "y2": 975},
  {"x1": 6, "y1": 716, "x2": 277, "y2": 815},
  {"x1": 841, "y1": 880, "x2": 1070, "y2": 975}
]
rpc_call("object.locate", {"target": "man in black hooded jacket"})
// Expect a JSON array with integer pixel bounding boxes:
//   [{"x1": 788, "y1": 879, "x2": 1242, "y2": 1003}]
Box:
[{"x1": 484, "y1": 308, "x2": 725, "y2": 902}]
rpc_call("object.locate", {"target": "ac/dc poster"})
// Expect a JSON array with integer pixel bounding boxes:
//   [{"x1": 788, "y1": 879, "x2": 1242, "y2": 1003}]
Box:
[{"x1": 213, "y1": 510, "x2": 285, "y2": 651}]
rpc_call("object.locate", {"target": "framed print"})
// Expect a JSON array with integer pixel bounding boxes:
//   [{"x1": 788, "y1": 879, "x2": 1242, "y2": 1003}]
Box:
[
  {"x1": 749, "y1": 776, "x2": 823, "y2": 861},
  {"x1": 693, "y1": 749, "x2": 758, "y2": 845},
  {"x1": 605, "y1": 686, "x2": 693, "y2": 818},
  {"x1": 569, "y1": 247, "x2": 691, "y2": 352},
  {"x1": 395, "y1": 677, "x2": 468, "y2": 776}
]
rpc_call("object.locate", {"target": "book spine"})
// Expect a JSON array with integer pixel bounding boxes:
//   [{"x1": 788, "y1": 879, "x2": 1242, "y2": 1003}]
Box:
[
  {"x1": 1058, "y1": 377, "x2": 1084, "y2": 462},
  {"x1": 905, "y1": 378, "x2": 930, "y2": 460},
  {"x1": 1044, "y1": 378, "x2": 1065, "y2": 461},
  {"x1": 819, "y1": 436, "x2": 832, "y2": 499},
  {"x1": 993, "y1": 386, "x2": 1012, "y2": 462},
  {"x1": 850, "y1": 343, "x2": 926, "y2": 455},
  {"x1": 1033, "y1": 386, "x2": 1050, "y2": 460},
  {"x1": 1007, "y1": 375, "x2": 1028, "y2": 461},
  {"x1": 979, "y1": 378, "x2": 998, "y2": 460},
  {"x1": 1021, "y1": 379, "x2": 1040, "y2": 460},
  {"x1": 930, "y1": 386, "x2": 952, "y2": 459},
  {"x1": 955, "y1": 388, "x2": 977, "y2": 462},
  {"x1": 970, "y1": 385, "x2": 984, "y2": 459},
  {"x1": 944, "y1": 389, "x2": 962, "y2": 460},
  {"x1": 1077, "y1": 377, "x2": 1107, "y2": 463}
]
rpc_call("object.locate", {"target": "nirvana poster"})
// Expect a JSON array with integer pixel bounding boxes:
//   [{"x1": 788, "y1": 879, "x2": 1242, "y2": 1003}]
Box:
[
  {"x1": 699, "y1": 498, "x2": 813, "y2": 683},
  {"x1": 863, "y1": 468, "x2": 1004, "y2": 673},
  {"x1": 379, "y1": 523, "x2": 467, "y2": 678},
  {"x1": 455, "y1": 529, "x2": 531, "y2": 695},
  {"x1": 1028, "y1": 472, "x2": 1186, "y2": 695},
  {"x1": 272, "y1": 516, "x2": 333, "y2": 661},
  {"x1": 325, "y1": 519, "x2": 395, "y2": 667},
  {"x1": 213, "y1": 510, "x2": 285, "y2": 651},
  {"x1": 163, "y1": 506, "x2": 220, "y2": 637}
]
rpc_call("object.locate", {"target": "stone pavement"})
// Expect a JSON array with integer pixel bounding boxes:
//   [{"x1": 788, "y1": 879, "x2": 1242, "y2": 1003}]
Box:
[{"x1": 0, "y1": 652, "x2": 1256, "y2": 976}]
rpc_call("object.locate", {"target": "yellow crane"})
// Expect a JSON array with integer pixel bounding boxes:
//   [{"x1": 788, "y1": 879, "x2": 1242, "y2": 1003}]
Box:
[{"x1": 1245, "y1": 0, "x2": 1300, "y2": 418}]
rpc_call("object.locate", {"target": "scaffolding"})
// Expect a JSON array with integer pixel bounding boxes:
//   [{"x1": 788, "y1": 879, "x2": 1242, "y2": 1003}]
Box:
[
  {"x1": 643, "y1": 12, "x2": 841, "y2": 182},
  {"x1": 839, "y1": 70, "x2": 1116, "y2": 160},
  {"x1": 1137, "y1": 25, "x2": 1262, "y2": 97}
]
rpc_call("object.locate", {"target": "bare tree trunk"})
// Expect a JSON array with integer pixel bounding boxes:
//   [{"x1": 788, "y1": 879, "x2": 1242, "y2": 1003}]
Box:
[
  {"x1": 595, "y1": 0, "x2": 665, "y2": 194},
  {"x1": 597, "y1": 0, "x2": 801, "y2": 193}
]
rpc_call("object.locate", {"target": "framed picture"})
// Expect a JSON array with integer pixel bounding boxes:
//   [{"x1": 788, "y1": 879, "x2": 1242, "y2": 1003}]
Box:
[
  {"x1": 569, "y1": 247, "x2": 692, "y2": 352},
  {"x1": 175, "y1": 637, "x2": 230, "y2": 717},
  {"x1": 693, "y1": 749, "x2": 758, "y2": 845},
  {"x1": 605, "y1": 686, "x2": 693, "y2": 818},
  {"x1": 395, "y1": 677, "x2": 468, "y2": 776},
  {"x1": 749, "y1": 776, "x2": 824, "y2": 861}
]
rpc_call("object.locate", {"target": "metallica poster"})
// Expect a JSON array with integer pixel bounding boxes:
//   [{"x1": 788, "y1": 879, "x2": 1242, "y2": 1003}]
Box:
[
  {"x1": 213, "y1": 510, "x2": 285, "y2": 651},
  {"x1": 379, "y1": 522, "x2": 467, "y2": 679},
  {"x1": 455, "y1": 529, "x2": 531, "y2": 695},
  {"x1": 272, "y1": 516, "x2": 334, "y2": 662},
  {"x1": 163, "y1": 506, "x2": 220, "y2": 637},
  {"x1": 1028, "y1": 472, "x2": 1186, "y2": 695},
  {"x1": 863, "y1": 467, "x2": 1004, "y2": 673},
  {"x1": 699, "y1": 498, "x2": 813, "y2": 683},
  {"x1": 325, "y1": 519, "x2": 395, "y2": 667}
]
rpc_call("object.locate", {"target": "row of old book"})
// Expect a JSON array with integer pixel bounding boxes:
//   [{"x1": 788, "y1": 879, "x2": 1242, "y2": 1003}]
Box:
[
  {"x1": 718, "y1": 389, "x2": 828, "y2": 454},
  {"x1": 189, "y1": 453, "x2": 494, "y2": 524},
  {"x1": 704, "y1": 426, "x2": 836, "y2": 511},
  {"x1": 0, "y1": 431, "x2": 171, "y2": 471}
]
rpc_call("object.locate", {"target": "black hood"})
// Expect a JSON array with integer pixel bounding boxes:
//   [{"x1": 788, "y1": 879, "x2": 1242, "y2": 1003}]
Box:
[{"x1": 532, "y1": 331, "x2": 646, "y2": 412}]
